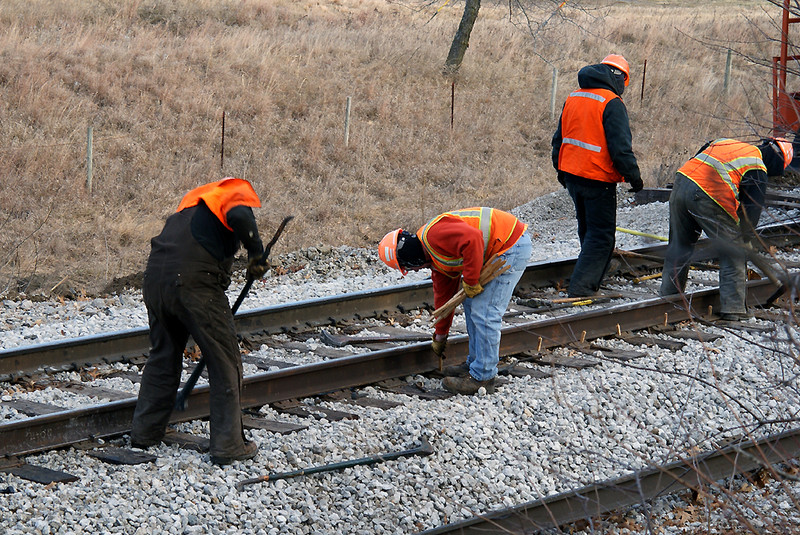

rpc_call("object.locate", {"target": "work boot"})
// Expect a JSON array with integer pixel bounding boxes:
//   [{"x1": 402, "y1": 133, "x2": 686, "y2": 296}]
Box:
[
  {"x1": 718, "y1": 312, "x2": 753, "y2": 322},
  {"x1": 441, "y1": 362, "x2": 469, "y2": 377},
  {"x1": 210, "y1": 440, "x2": 259, "y2": 466},
  {"x1": 442, "y1": 374, "x2": 496, "y2": 395},
  {"x1": 130, "y1": 434, "x2": 162, "y2": 449}
]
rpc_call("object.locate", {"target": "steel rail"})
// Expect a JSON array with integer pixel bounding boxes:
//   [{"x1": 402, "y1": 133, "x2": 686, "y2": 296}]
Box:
[
  {"x1": 418, "y1": 426, "x2": 800, "y2": 535},
  {"x1": 1, "y1": 220, "x2": 797, "y2": 381},
  {"x1": 0, "y1": 279, "x2": 780, "y2": 458}
]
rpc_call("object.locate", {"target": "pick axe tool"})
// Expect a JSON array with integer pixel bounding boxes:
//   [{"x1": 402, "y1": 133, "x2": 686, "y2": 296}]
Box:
[
  {"x1": 173, "y1": 215, "x2": 294, "y2": 412},
  {"x1": 235, "y1": 438, "x2": 434, "y2": 491}
]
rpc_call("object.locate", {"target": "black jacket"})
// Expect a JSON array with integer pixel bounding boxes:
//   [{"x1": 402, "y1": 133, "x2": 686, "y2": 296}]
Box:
[{"x1": 552, "y1": 63, "x2": 641, "y2": 187}]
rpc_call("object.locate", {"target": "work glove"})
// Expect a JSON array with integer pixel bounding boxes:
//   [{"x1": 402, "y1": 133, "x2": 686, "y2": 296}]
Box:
[
  {"x1": 247, "y1": 254, "x2": 271, "y2": 280},
  {"x1": 627, "y1": 177, "x2": 644, "y2": 193},
  {"x1": 431, "y1": 335, "x2": 447, "y2": 358},
  {"x1": 462, "y1": 280, "x2": 483, "y2": 298}
]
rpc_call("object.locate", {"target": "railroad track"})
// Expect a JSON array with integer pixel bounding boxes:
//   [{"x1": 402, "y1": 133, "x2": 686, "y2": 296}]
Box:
[
  {"x1": 1, "y1": 220, "x2": 798, "y2": 458},
  {"x1": 2, "y1": 219, "x2": 798, "y2": 382},
  {"x1": 0, "y1": 277, "x2": 786, "y2": 457},
  {"x1": 0, "y1": 277, "x2": 794, "y2": 533},
  {"x1": 2, "y1": 220, "x2": 800, "y2": 533},
  {"x1": 421, "y1": 426, "x2": 800, "y2": 534}
]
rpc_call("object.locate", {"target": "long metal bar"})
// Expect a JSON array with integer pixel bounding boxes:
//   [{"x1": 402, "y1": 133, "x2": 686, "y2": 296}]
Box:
[
  {"x1": 3, "y1": 220, "x2": 797, "y2": 381},
  {"x1": 635, "y1": 187, "x2": 800, "y2": 208},
  {"x1": 0, "y1": 280, "x2": 779, "y2": 458},
  {"x1": 418, "y1": 426, "x2": 800, "y2": 535}
]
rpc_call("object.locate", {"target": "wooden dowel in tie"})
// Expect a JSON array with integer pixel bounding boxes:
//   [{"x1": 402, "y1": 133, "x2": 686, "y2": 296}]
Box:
[{"x1": 431, "y1": 255, "x2": 509, "y2": 325}]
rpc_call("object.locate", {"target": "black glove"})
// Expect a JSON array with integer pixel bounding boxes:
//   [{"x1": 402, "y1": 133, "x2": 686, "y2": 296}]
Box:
[
  {"x1": 627, "y1": 177, "x2": 644, "y2": 193},
  {"x1": 557, "y1": 172, "x2": 566, "y2": 188},
  {"x1": 431, "y1": 335, "x2": 447, "y2": 358},
  {"x1": 247, "y1": 254, "x2": 270, "y2": 280}
]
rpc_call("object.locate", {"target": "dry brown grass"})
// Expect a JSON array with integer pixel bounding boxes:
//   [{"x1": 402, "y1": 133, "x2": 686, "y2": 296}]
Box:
[{"x1": 0, "y1": 0, "x2": 786, "y2": 296}]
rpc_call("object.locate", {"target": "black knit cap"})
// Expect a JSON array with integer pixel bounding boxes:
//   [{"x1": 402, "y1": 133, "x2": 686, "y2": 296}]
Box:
[{"x1": 758, "y1": 139, "x2": 788, "y2": 177}]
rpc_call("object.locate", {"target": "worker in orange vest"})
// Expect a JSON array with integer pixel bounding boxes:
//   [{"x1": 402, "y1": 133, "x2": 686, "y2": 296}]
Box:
[
  {"x1": 660, "y1": 138, "x2": 793, "y2": 320},
  {"x1": 552, "y1": 54, "x2": 643, "y2": 297},
  {"x1": 378, "y1": 208, "x2": 532, "y2": 395},
  {"x1": 131, "y1": 178, "x2": 270, "y2": 464}
]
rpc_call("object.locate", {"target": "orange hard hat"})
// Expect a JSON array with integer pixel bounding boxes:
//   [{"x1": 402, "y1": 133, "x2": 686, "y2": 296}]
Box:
[
  {"x1": 773, "y1": 137, "x2": 794, "y2": 169},
  {"x1": 378, "y1": 228, "x2": 407, "y2": 275},
  {"x1": 602, "y1": 54, "x2": 630, "y2": 86}
]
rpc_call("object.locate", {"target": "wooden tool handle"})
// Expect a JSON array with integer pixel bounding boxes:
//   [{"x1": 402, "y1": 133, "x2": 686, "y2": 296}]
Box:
[{"x1": 431, "y1": 255, "x2": 509, "y2": 325}]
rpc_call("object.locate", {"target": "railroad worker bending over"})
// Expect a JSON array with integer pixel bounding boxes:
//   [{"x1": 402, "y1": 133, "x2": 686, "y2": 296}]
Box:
[
  {"x1": 659, "y1": 138, "x2": 792, "y2": 321},
  {"x1": 131, "y1": 177, "x2": 270, "y2": 465},
  {"x1": 552, "y1": 54, "x2": 643, "y2": 297},
  {"x1": 378, "y1": 208, "x2": 532, "y2": 395}
]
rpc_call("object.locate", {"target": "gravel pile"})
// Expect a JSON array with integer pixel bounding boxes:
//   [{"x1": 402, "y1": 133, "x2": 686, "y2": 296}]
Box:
[{"x1": 2, "y1": 189, "x2": 800, "y2": 534}]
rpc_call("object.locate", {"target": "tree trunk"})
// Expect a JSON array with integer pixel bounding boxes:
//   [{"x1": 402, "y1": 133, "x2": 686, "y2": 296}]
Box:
[{"x1": 443, "y1": 0, "x2": 481, "y2": 75}]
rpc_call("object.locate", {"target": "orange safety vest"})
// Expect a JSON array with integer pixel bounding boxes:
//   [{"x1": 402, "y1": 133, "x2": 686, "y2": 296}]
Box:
[
  {"x1": 416, "y1": 207, "x2": 527, "y2": 275},
  {"x1": 677, "y1": 139, "x2": 766, "y2": 223},
  {"x1": 176, "y1": 178, "x2": 261, "y2": 231},
  {"x1": 557, "y1": 88, "x2": 624, "y2": 183}
]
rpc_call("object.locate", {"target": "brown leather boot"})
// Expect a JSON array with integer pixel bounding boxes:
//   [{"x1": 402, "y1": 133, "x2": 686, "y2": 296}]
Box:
[
  {"x1": 210, "y1": 440, "x2": 258, "y2": 466},
  {"x1": 441, "y1": 362, "x2": 469, "y2": 377},
  {"x1": 442, "y1": 374, "x2": 496, "y2": 395}
]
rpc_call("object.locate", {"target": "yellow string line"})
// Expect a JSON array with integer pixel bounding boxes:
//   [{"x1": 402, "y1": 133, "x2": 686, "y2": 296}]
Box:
[{"x1": 616, "y1": 227, "x2": 668, "y2": 242}]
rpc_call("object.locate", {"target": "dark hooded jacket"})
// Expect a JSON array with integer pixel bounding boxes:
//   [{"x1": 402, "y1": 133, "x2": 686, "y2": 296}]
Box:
[{"x1": 551, "y1": 63, "x2": 641, "y2": 188}]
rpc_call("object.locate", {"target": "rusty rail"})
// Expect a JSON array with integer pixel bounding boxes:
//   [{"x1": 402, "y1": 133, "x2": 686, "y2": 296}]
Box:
[
  {"x1": 0, "y1": 279, "x2": 780, "y2": 458},
  {"x1": 2, "y1": 220, "x2": 797, "y2": 381}
]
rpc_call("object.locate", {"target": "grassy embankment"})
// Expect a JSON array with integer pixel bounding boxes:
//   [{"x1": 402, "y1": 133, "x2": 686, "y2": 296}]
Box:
[{"x1": 0, "y1": 0, "x2": 783, "y2": 297}]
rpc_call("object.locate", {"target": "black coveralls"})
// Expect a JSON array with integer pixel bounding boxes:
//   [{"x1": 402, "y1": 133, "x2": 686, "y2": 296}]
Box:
[
  {"x1": 552, "y1": 63, "x2": 642, "y2": 297},
  {"x1": 131, "y1": 202, "x2": 263, "y2": 458}
]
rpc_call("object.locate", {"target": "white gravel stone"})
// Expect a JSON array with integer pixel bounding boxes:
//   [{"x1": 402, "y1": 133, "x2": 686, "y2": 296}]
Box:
[{"x1": 2, "y1": 190, "x2": 800, "y2": 533}]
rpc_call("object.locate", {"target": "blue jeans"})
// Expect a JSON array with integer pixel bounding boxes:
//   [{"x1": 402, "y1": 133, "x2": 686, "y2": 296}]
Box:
[{"x1": 462, "y1": 232, "x2": 532, "y2": 381}]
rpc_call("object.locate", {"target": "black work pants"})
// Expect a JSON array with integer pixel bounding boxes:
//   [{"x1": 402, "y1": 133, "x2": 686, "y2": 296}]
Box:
[
  {"x1": 565, "y1": 179, "x2": 617, "y2": 297},
  {"x1": 659, "y1": 174, "x2": 748, "y2": 315},
  {"x1": 131, "y1": 270, "x2": 247, "y2": 457}
]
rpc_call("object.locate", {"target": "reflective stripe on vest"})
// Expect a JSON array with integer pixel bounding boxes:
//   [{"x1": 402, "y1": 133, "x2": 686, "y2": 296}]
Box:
[
  {"x1": 677, "y1": 139, "x2": 766, "y2": 223},
  {"x1": 562, "y1": 137, "x2": 602, "y2": 152},
  {"x1": 176, "y1": 177, "x2": 261, "y2": 230},
  {"x1": 557, "y1": 88, "x2": 624, "y2": 183},
  {"x1": 417, "y1": 207, "x2": 524, "y2": 274}
]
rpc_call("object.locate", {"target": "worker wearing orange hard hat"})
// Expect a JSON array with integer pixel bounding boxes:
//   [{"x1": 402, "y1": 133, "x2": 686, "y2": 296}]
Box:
[
  {"x1": 660, "y1": 138, "x2": 793, "y2": 320},
  {"x1": 552, "y1": 53, "x2": 642, "y2": 298},
  {"x1": 378, "y1": 208, "x2": 532, "y2": 395},
  {"x1": 132, "y1": 178, "x2": 269, "y2": 465}
]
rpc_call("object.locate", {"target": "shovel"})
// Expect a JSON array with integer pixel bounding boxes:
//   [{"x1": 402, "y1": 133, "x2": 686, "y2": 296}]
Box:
[{"x1": 235, "y1": 438, "x2": 434, "y2": 491}]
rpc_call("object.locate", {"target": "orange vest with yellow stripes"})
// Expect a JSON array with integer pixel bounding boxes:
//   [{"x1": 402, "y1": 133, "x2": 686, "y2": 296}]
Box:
[
  {"x1": 677, "y1": 139, "x2": 766, "y2": 223},
  {"x1": 416, "y1": 207, "x2": 527, "y2": 276}
]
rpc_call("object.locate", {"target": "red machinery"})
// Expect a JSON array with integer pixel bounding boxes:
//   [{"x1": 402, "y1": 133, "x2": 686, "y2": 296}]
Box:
[{"x1": 773, "y1": 0, "x2": 800, "y2": 137}]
